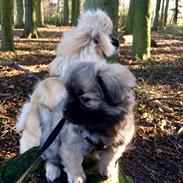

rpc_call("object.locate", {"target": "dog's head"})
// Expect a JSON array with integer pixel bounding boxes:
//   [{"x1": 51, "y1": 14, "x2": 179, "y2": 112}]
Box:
[
  {"x1": 58, "y1": 9, "x2": 119, "y2": 58},
  {"x1": 63, "y1": 62, "x2": 136, "y2": 134},
  {"x1": 78, "y1": 9, "x2": 119, "y2": 56}
]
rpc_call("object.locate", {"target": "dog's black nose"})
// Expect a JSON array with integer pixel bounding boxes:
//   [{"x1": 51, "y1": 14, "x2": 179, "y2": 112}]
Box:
[{"x1": 110, "y1": 34, "x2": 119, "y2": 51}]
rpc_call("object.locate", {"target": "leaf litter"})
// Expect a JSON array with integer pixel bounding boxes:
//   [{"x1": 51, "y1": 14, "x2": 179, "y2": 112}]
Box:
[{"x1": 0, "y1": 27, "x2": 183, "y2": 182}]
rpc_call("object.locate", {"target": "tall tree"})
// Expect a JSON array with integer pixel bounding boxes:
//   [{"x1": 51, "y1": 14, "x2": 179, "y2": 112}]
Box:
[
  {"x1": 1, "y1": 0, "x2": 14, "y2": 51},
  {"x1": 160, "y1": 0, "x2": 165, "y2": 28},
  {"x1": 132, "y1": 0, "x2": 152, "y2": 60},
  {"x1": 163, "y1": 0, "x2": 169, "y2": 27},
  {"x1": 173, "y1": 0, "x2": 179, "y2": 25},
  {"x1": 84, "y1": 0, "x2": 119, "y2": 63},
  {"x1": 0, "y1": 0, "x2": 2, "y2": 25},
  {"x1": 15, "y1": 0, "x2": 24, "y2": 28},
  {"x1": 153, "y1": 0, "x2": 161, "y2": 31},
  {"x1": 84, "y1": 0, "x2": 119, "y2": 37},
  {"x1": 22, "y1": 0, "x2": 39, "y2": 38},
  {"x1": 56, "y1": 0, "x2": 61, "y2": 25},
  {"x1": 71, "y1": 0, "x2": 80, "y2": 26},
  {"x1": 125, "y1": 0, "x2": 135, "y2": 34},
  {"x1": 36, "y1": 0, "x2": 44, "y2": 27},
  {"x1": 63, "y1": 0, "x2": 69, "y2": 25}
]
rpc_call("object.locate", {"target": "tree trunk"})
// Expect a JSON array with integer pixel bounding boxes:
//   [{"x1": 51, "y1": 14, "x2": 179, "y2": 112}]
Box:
[
  {"x1": 0, "y1": 0, "x2": 2, "y2": 25},
  {"x1": 84, "y1": 0, "x2": 119, "y2": 63},
  {"x1": 56, "y1": 0, "x2": 61, "y2": 26},
  {"x1": 173, "y1": 0, "x2": 179, "y2": 25},
  {"x1": 125, "y1": 0, "x2": 135, "y2": 34},
  {"x1": 84, "y1": 0, "x2": 119, "y2": 37},
  {"x1": 152, "y1": 0, "x2": 161, "y2": 31},
  {"x1": 63, "y1": 0, "x2": 69, "y2": 26},
  {"x1": 15, "y1": 0, "x2": 24, "y2": 28},
  {"x1": 0, "y1": 147, "x2": 123, "y2": 183},
  {"x1": 36, "y1": 0, "x2": 44, "y2": 27},
  {"x1": 22, "y1": 0, "x2": 39, "y2": 38},
  {"x1": 132, "y1": 0, "x2": 152, "y2": 60},
  {"x1": 163, "y1": 0, "x2": 169, "y2": 27},
  {"x1": 71, "y1": 0, "x2": 80, "y2": 26},
  {"x1": 160, "y1": 0, "x2": 165, "y2": 28},
  {"x1": 1, "y1": 0, "x2": 15, "y2": 51}
]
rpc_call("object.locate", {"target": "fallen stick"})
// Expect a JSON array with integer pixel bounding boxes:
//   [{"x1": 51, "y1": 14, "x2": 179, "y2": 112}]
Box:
[
  {"x1": 137, "y1": 97, "x2": 183, "y2": 104},
  {"x1": 0, "y1": 93, "x2": 12, "y2": 97},
  {"x1": 11, "y1": 62, "x2": 41, "y2": 81}
]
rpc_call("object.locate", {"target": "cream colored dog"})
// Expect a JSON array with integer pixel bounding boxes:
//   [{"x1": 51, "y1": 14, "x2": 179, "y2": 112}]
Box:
[{"x1": 16, "y1": 9, "x2": 119, "y2": 153}]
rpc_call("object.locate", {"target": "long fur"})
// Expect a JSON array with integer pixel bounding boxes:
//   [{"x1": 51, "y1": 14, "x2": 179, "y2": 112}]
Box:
[
  {"x1": 16, "y1": 77, "x2": 65, "y2": 153},
  {"x1": 39, "y1": 62, "x2": 136, "y2": 183},
  {"x1": 16, "y1": 9, "x2": 119, "y2": 153},
  {"x1": 49, "y1": 9, "x2": 118, "y2": 78}
]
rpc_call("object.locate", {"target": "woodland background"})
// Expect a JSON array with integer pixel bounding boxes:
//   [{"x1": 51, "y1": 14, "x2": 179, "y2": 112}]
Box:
[{"x1": 0, "y1": 0, "x2": 183, "y2": 182}]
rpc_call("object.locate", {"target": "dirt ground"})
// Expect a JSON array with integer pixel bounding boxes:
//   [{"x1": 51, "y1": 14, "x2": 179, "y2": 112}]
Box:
[{"x1": 0, "y1": 27, "x2": 182, "y2": 183}]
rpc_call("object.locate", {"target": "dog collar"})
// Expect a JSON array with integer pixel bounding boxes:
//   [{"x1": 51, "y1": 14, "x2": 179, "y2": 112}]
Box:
[
  {"x1": 84, "y1": 136, "x2": 106, "y2": 151},
  {"x1": 80, "y1": 130, "x2": 108, "y2": 151}
]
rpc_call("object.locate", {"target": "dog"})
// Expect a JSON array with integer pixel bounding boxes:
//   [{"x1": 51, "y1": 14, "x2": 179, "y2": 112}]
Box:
[
  {"x1": 16, "y1": 77, "x2": 65, "y2": 153},
  {"x1": 49, "y1": 9, "x2": 119, "y2": 77},
  {"x1": 38, "y1": 62, "x2": 136, "y2": 183},
  {"x1": 16, "y1": 9, "x2": 119, "y2": 154}
]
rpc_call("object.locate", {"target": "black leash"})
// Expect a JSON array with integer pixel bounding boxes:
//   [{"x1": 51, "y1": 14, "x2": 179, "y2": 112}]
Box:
[{"x1": 17, "y1": 117, "x2": 66, "y2": 183}]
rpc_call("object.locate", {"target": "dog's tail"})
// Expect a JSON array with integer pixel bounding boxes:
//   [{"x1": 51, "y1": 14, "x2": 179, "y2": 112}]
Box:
[
  {"x1": 16, "y1": 102, "x2": 32, "y2": 131},
  {"x1": 48, "y1": 56, "x2": 63, "y2": 77},
  {"x1": 16, "y1": 94, "x2": 40, "y2": 131}
]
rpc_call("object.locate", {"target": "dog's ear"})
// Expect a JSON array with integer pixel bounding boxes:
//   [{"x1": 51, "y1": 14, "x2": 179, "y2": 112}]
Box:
[
  {"x1": 96, "y1": 64, "x2": 136, "y2": 106},
  {"x1": 97, "y1": 74, "x2": 123, "y2": 106}
]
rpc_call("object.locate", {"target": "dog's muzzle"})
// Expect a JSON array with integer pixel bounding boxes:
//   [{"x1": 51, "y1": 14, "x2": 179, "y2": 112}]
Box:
[{"x1": 110, "y1": 34, "x2": 119, "y2": 51}]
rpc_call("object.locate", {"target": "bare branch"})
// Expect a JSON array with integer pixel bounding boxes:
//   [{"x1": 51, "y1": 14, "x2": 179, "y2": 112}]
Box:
[{"x1": 11, "y1": 62, "x2": 41, "y2": 81}]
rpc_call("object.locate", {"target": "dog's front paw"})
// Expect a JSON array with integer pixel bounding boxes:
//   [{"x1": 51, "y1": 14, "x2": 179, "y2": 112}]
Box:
[
  {"x1": 45, "y1": 162, "x2": 61, "y2": 182},
  {"x1": 99, "y1": 163, "x2": 116, "y2": 178},
  {"x1": 66, "y1": 171, "x2": 86, "y2": 183}
]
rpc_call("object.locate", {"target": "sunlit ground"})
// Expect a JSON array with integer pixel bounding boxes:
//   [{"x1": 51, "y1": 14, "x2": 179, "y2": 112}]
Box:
[{"x1": 0, "y1": 26, "x2": 183, "y2": 182}]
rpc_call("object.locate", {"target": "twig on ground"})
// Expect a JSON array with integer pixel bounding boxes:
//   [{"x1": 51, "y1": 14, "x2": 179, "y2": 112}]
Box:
[
  {"x1": 168, "y1": 137, "x2": 183, "y2": 158},
  {"x1": 132, "y1": 153, "x2": 170, "y2": 180},
  {"x1": 153, "y1": 124, "x2": 159, "y2": 157},
  {"x1": 153, "y1": 100, "x2": 174, "y2": 113},
  {"x1": 0, "y1": 93, "x2": 16, "y2": 100},
  {"x1": 137, "y1": 97, "x2": 183, "y2": 104},
  {"x1": 1, "y1": 121, "x2": 17, "y2": 138},
  {"x1": 0, "y1": 93, "x2": 12, "y2": 97},
  {"x1": 177, "y1": 126, "x2": 183, "y2": 135},
  {"x1": 0, "y1": 115, "x2": 13, "y2": 119},
  {"x1": 11, "y1": 62, "x2": 41, "y2": 81}
]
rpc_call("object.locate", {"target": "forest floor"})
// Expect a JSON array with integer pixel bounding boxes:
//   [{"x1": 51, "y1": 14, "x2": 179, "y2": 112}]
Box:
[{"x1": 0, "y1": 27, "x2": 183, "y2": 183}]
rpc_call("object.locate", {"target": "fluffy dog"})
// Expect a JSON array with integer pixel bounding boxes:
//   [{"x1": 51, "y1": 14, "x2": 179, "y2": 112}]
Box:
[
  {"x1": 16, "y1": 77, "x2": 65, "y2": 153},
  {"x1": 16, "y1": 9, "x2": 119, "y2": 153},
  {"x1": 49, "y1": 9, "x2": 119, "y2": 77},
  {"x1": 39, "y1": 62, "x2": 136, "y2": 183}
]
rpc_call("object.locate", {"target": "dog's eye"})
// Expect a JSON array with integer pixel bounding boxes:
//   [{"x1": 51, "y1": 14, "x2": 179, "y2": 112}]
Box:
[
  {"x1": 93, "y1": 38, "x2": 99, "y2": 44},
  {"x1": 80, "y1": 96, "x2": 91, "y2": 103}
]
